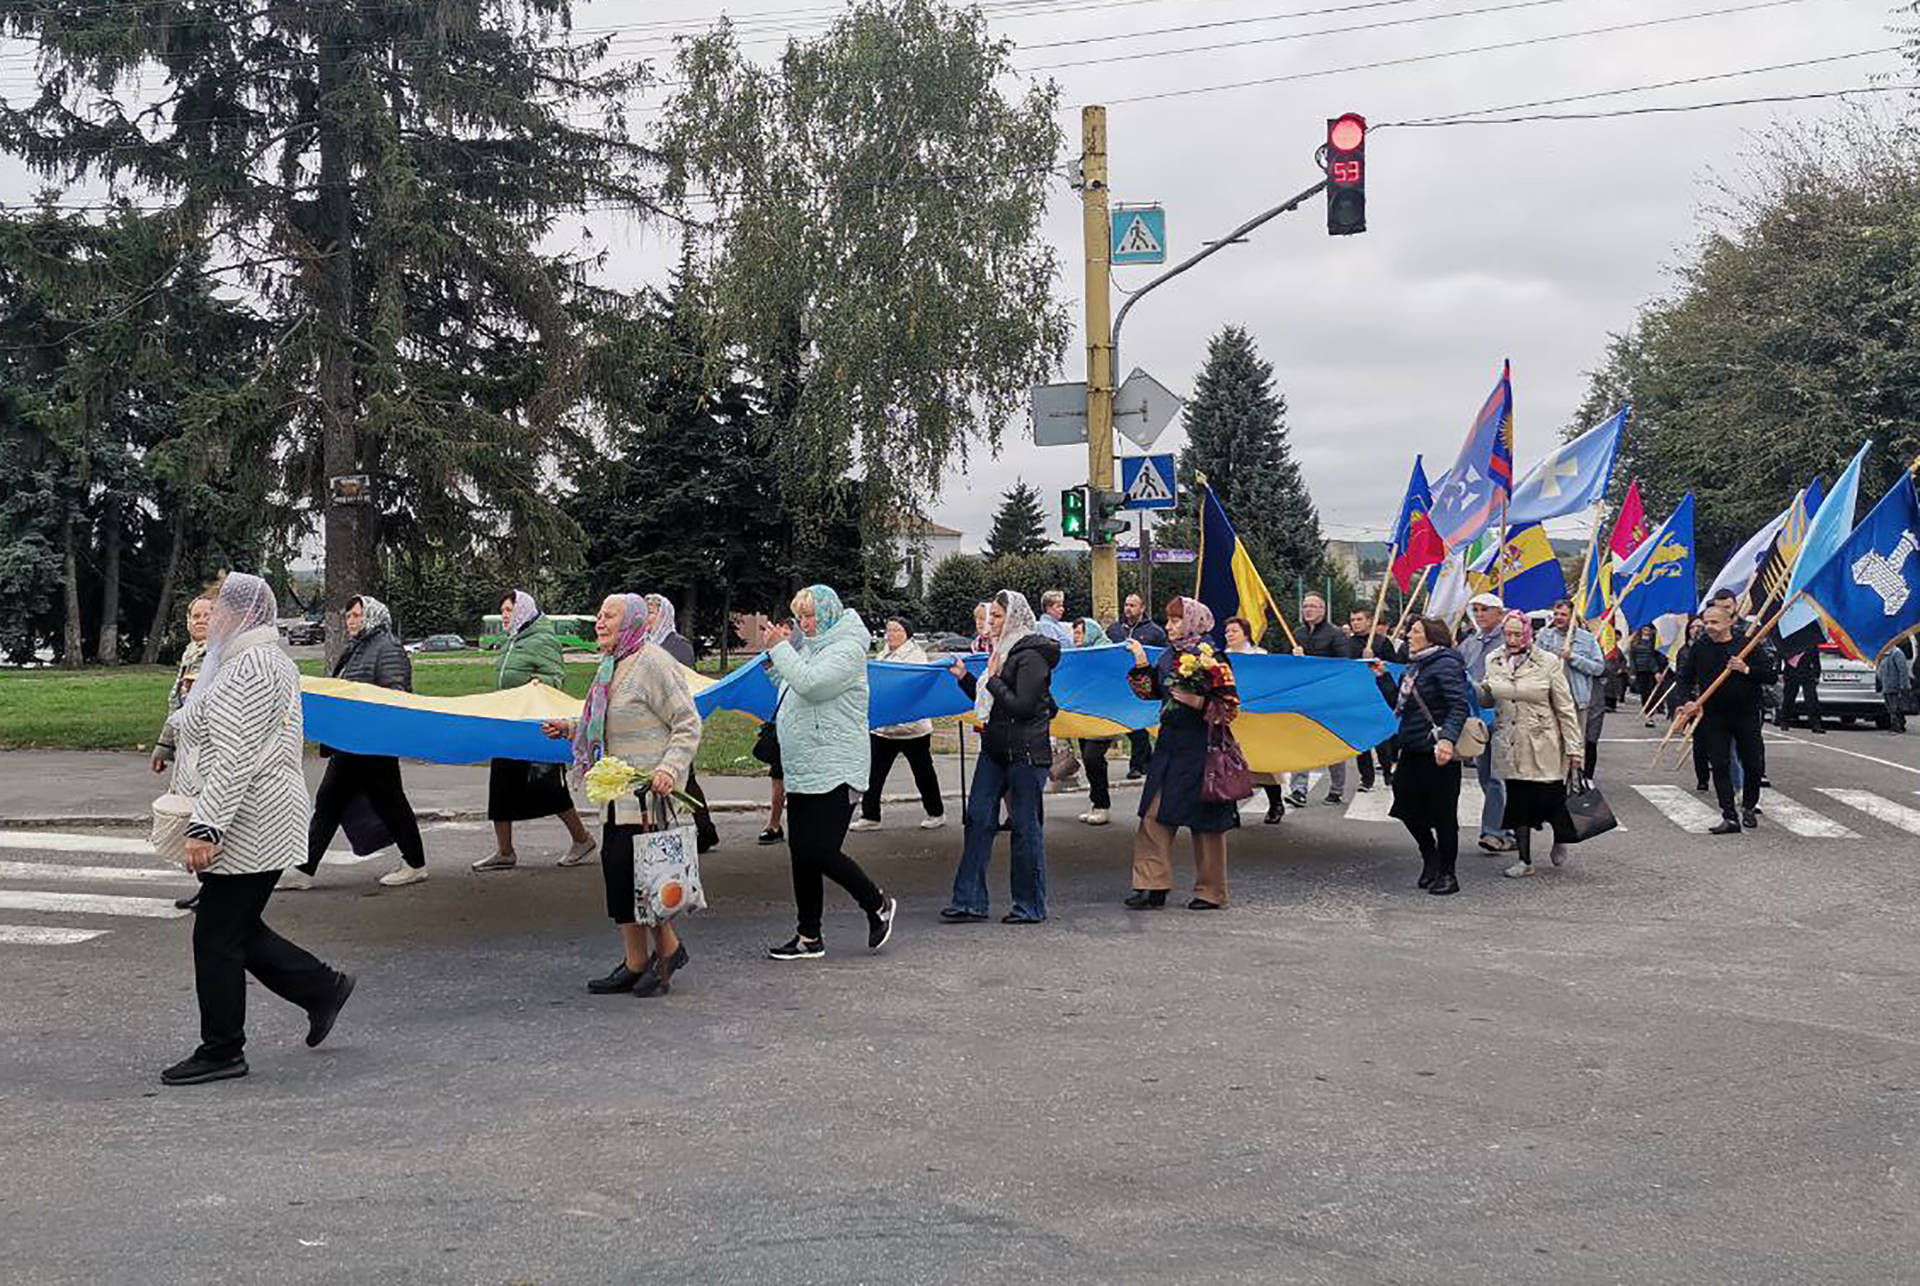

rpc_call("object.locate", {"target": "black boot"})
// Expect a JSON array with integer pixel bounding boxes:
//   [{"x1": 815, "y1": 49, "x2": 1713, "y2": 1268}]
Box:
[
  {"x1": 1428, "y1": 869, "x2": 1459, "y2": 896},
  {"x1": 1124, "y1": 888, "x2": 1168, "y2": 910},
  {"x1": 1417, "y1": 852, "x2": 1437, "y2": 890}
]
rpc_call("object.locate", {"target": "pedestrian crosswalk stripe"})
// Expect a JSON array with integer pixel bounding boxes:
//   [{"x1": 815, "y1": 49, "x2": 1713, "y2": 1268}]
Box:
[
  {"x1": 0, "y1": 890, "x2": 188, "y2": 919},
  {"x1": 1755, "y1": 788, "x2": 1858, "y2": 839},
  {"x1": 0, "y1": 925, "x2": 110, "y2": 945},
  {"x1": 0, "y1": 830, "x2": 157, "y2": 855},
  {"x1": 1632, "y1": 785, "x2": 1726, "y2": 833},
  {"x1": 1818, "y1": 788, "x2": 1920, "y2": 836},
  {"x1": 0, "y1": 860, "x2": 190, "y2": 885}
]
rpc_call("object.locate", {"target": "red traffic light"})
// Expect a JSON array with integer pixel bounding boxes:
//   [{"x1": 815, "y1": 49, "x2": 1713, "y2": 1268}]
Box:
[{"x1": 1328, "y1": 113, "x2": 1366, "y2": 152}]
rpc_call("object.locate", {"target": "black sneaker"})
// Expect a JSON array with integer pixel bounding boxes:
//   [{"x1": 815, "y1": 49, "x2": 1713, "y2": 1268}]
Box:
[
  {"x1": 867, "y1": 895, "x2": 898, "y2": 952},
  {"x1": 306, "y1": 972, "x2": 356, "y2": 1047},
  {"x1": 1323, "y1": 792, "x2": 1343, "y2": 805},
  {"x1": 756, "y1": 828, "x2": 784, "y2": 846},
  {"x1": 1356, "y1": 783, "x2": 1372, "y2": 794},
  {"x1": 1741, "y1": 807, "x2": 1759, "y2": 829},
  {"x1": 768, "y1": 935, "x2": 824, "y2": 961},
  {"x1": 1125, "y1": 767, "x2": 1145, "y2": 780},
  {"x1": 1287, "y1": 791, "x2": 1308, "y2": 808},
  {"x1": 1263, "y1": 807, "x2": 1283, "y2": 825},
  {"x1": 161, "y1": 1052, "x2": 248, "y2": 1086}
]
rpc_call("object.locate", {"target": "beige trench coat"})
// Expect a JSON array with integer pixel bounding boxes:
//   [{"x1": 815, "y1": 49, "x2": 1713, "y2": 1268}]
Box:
[{"x1": 1478, "y1": 646, "x2": 1580, "y2": 783}]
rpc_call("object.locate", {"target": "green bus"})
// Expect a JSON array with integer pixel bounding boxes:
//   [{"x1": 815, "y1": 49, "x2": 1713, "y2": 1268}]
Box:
[{"x1": 479, "y1": 613, "x2": 596, "y2": 651}]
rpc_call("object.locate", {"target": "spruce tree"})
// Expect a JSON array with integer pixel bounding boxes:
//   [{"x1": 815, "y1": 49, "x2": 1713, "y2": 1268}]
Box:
[
  {"x1": 986, "y1": 481, "x2": 1051, "y2": 559},
  {"x1": 1161, "y1": 325, "x2": 1328, "y2": 588}
]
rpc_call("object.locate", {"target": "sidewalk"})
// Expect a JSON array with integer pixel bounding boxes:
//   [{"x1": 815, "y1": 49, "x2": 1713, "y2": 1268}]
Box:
[{"x1": 0, "y1": 750, "x2": 1140, "y2": 828}]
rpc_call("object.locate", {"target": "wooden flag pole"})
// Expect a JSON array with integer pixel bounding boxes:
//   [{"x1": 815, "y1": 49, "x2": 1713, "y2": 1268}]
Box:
[
  {"x1": 1271, "y1": 599, "x2": 1302, "y2": 653},
  {"x1": 1653, "y1": 593, "x2": 1796, "y2": 768},
  {"x1": 1390, "y1": 574, "x2": 1430, "y2": 644},
  {"x1": 1363, "y1": 544, "x2": 1397, "y2": 659},
  {"x1": 1566, "y1": 499, "x2": 1609, "y2": 645}
]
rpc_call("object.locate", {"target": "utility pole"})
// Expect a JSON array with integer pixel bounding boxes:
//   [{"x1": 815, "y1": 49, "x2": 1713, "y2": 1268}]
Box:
[{"x1": 1082, "y1": 106, "x2": 1118, "y2": 621}]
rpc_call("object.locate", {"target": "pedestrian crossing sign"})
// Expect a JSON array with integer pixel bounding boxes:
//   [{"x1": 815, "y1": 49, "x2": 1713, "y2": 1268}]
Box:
[
  {"x1": 1121, "y1": 453, "x2": 1177, "y2": 510},
  {"x1": 1110, "y1": 206, "x2": 1166, "y2": 265}
]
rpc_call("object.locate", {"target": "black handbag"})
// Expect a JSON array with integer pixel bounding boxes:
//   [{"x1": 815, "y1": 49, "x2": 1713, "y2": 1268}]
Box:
[
  {"x1": 1557, "y1": 773, "x2": 1618, "y2": 844},
  {"x1": 750, "y1": 692, "x2": 783, "y2": 772}
]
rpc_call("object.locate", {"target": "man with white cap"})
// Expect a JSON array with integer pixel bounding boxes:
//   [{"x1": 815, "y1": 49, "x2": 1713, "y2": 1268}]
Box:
[{"x1": 1457, "y1": 591, "x2": 1515, "y2": 853}]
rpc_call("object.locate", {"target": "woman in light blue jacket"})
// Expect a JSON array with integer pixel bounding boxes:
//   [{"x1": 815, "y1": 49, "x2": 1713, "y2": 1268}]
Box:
[{"x1": 760, "y1": 584, "x2": 897, "y2": 961}]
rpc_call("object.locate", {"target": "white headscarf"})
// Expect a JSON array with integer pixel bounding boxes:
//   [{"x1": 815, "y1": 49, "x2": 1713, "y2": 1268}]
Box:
[
  {"x1": 975, "y1": 589, "x2": 1037, "y2": 723},
  {"x1": 351, "y1": 594, "x2": 392, "y2": 637},
  {"x1": 173, "y1": 572, "x2": 279, "y2": 723},
  {"x1": 507, "y1": 590, "x2": 540, "y2": 633},
  {"x1": 643, "y1": 593, "x2": 677, "y2": 647}
]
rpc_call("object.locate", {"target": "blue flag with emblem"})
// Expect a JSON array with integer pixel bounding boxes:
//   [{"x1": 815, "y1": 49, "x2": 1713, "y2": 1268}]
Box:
[
  {"x1": 1506, "y1": 406, "x2": 1627, "y2": 526},
  {"x1": 1778, "y1": 440, "x2": 1871, "y2": 645},
  {"x1": 1428, "y1": 361, "x2": 1516, "y2": 551},
  {"x1": 1797, "y1": 471, "x2": 1920, "y2": 662},
  {"x1": 1614, "y1": 494, "x2": 1696, "y2": 634}
]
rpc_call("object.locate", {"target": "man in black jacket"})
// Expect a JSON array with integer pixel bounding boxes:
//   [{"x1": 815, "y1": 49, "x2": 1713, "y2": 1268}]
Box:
[
  {"x1": 1346, "y1": 607, "x2": 1400, "y2": 791},
  {"x1": 1107, "y1": 594, "x2": 1168, "y2": 778},
  {"x1": 1678, "y1": 601, "x2": 1777, "y2": 834},
  {"x1": 1778, "y1": 646, "x2": 1826, "y2": 734},
  {"x1": 1289, "y1": 594, "x2": 1349, "y2": 805}
]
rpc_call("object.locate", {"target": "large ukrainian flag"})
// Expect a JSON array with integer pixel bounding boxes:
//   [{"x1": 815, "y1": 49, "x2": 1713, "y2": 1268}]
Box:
[{"x1": 1195, "y1": 479, "x2": 1284, "y2": 647}]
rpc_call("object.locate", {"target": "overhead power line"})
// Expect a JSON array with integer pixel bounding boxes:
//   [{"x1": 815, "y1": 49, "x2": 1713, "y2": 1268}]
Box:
[{"x1": 1382, "y1": 84, "x2": 1913, "y2": 127}]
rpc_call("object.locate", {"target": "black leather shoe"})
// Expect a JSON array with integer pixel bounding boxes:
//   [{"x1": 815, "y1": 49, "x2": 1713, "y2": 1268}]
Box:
[
  {"x1": 1417, "y1": 857, "x2": 1436, "y2": 890},
  {"x1": 1123, "y1": 889, "x2": 1167, "y2": 910},
  {"x1": 161, "y1": 1052, "x2": 248, "y2": 1086},
  {"x1": 939, "y1": 907, "x2": 988, "y2": 922},
  {"x1": 1427, "y1": 873, "x2": 1459, "y2": 896},
  {"x1": 1001, "y1": 913, "x2": 1044, "y2": 924},
  {"x1": 1741, "y1": 807, "x2": 1759, "y2": 829},
  {"x1": 1264, "y1": 807, "x2": 1284, "y2": 825},
  {"x1": 1186, "y1": 898, "x2": 1223, "y2": 911},
  {"x1": 306, "y1": 972, "x2": 355, "y2": 1048},
  {"x1": 634, "y1": 943, "x2": 688, "y2": 998},
  {"x1": 756, "y1": 827, "x2": 783, "y2": 846},
  {"x1": 588, "y1": 960, "x2": 644, "y2": 994},
  {"x1": 1709, "y1": 819, "x2": 1742, "y2": 836},
  {"x1": 173, "y1": 891, "x2": 201, "y2": 911}
]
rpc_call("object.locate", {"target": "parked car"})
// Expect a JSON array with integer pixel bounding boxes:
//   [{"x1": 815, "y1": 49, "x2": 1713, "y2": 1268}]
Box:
[
  {"x1": 279, "y1": 618, "x2": 324, "y2": 646},
  {"x1": 925, "y1": 632, "x2": 978, "y2": 654},
  {"x1": 406, "y1": 633, "x2": 470, "y2": 654},
  {"x1": 1813, "y1": 644, "x2": 1890, "y2": 728}
]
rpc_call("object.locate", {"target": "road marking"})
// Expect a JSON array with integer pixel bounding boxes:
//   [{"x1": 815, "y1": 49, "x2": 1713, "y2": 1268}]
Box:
[
  {"x1": 0, "y1": 860, "x2": 189, "y2": 885},
  {"x1": 0, "y1": 890, "x2": 188, "y2": 919},
  {"x1": 1755, "y1": 789, "x2": 1858, "y2": 839},
  {"x1": 1770, "y1": 732, "x2": 1920, "y2": 777},
  {"x1": 1633, "y1": 784, "x2": 1726, "y2": 833},
  {"x1": 1345, "y1": 789, "x2": 1394, "y2": 823},
  {"x1": 0, "y1": 830, "x2": 156, "y2": 854},
  {"x1": 1818, "y1": 788, "x2": 1920, "y2": 837},
  {"x1": 0, "y1": 925, "x2": 110, "y2": 945}
]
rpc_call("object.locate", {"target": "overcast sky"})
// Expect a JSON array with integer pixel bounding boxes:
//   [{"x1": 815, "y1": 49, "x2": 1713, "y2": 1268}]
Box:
[{"x1": 3, "y1": 0, "x2": 1905, "y2": 553}]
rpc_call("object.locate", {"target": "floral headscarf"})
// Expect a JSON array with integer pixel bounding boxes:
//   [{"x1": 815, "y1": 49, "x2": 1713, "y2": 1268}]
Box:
[
  {"x1": 975, "y1": 589, "x2": 1037, "y2": 722},
  {"x1": 798, "y1": 584, "x2": 845, "y2": 649},
  {"x1": 506, "y1": 590, "x2": 540, "y2": 633},
  {"x1": 1171, "y1": 596, "x2": 1215, "y2": 647},
  {"x1": 1502, "y1": 609, "x2": 1535, "y2": 656},
  {"x1": 174, "y1": 572, "x2": 279, "y2": 723},
  {"x1": 349, "y1": 594, "x2": 392, "y2": 637},
  {"x1": 573, "y1": 593, "x2": 651, "y2": 772},
  {"x1": 643, "y1": 593, "x2": 677, "y2": 647}
]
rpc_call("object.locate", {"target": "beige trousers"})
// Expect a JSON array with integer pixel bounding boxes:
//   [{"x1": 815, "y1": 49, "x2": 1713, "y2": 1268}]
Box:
[{"x1": 1130, "y1": 791, "x2": 1229, "y2": 905}]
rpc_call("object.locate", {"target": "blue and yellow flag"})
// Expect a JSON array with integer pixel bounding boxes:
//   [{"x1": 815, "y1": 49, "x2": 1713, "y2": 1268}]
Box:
[
  {"x1": 1614, "y1": 494, "x2": 1697, "y2": 634},
  {"x1": 1466, "y1": 522, "x2": 1567, "y2": 613},
  {"x1": 1196, "y1": 480, "x2": 1284, "y2": 648}
]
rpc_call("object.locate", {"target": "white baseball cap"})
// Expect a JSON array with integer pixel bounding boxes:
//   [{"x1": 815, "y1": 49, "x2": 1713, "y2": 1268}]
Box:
[{"x1": 1468, "y1": 592, "x2": 1505, "y2": 610}]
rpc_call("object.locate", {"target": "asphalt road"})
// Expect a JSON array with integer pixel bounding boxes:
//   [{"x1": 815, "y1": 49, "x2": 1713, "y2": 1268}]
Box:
[{"x1": 1, "y1": 726, "x2": 1916, "y2": 1285}]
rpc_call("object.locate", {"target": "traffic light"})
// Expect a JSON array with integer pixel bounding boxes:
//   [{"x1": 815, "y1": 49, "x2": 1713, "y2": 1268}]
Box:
[
  {"x1": 1090, "y1": 488, "x2": 1128, "y2": 545},
  {"x1": 1061, "y1": 486, "x2": 1088, "y2": 540},
  {"x1": 1325, "y1": 112, "x2": 1366, "y2": 236}
]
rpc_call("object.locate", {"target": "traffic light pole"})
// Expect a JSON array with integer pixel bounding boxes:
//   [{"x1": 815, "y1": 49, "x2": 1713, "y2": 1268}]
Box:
[{"x1": 1082, "y1": 107, "x2": 1119, "y2": 622}]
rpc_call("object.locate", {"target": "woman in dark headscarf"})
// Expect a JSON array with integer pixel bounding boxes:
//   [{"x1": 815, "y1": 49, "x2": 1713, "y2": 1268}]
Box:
[
  {"x1": 474, "y1": 589, "x2": 598, "y2": 873},
  {"x1": 288, "y1": 594, "x2": 429, "y2": 890},
  {"x1": 1120, "y1": 596, "x2": 1239, "y2": 910}
]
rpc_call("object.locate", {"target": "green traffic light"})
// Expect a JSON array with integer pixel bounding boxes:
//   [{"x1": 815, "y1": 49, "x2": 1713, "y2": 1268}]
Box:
[{"x1": 1061, "y1": 487, "x2": 1088, "y2": 539}]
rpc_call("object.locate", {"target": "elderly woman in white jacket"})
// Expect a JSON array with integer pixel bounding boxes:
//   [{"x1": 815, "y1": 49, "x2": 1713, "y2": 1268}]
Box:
[
  {"x1": 162, "y1": 572, "x2": 354, "y2": 1087},
  {"x1": 849, "y1": 615, "x2": 947, "y2": 833}
]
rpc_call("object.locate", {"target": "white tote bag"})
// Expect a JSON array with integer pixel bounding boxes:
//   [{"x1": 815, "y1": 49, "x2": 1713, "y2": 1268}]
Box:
[{"x1": 633, "y1": 796, "x2": 706, "y2": 927}]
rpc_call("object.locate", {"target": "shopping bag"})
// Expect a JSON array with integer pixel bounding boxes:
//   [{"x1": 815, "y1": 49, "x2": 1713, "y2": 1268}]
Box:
[
  {"x1": 633, "y1": 796, "x2": 706, "y2": 927},
  {"x1": 1557, "y1": 775, "x2": 1617, "y2": 844}
]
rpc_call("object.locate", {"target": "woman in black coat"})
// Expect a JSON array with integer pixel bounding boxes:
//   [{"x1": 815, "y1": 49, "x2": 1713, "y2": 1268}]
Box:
[
  {"x1": 942, "y1": 589, "x2": 1059, "y2": 924},
  {"x1": 290, "y1": 595, "x2": 430, "y2": 889},
  {"x1": 1122, "y1": 596, "x2": 1239, "y2": 911},
  {"x1": 1372, "y1": 615, "x2": 1471, "y2": 896}
]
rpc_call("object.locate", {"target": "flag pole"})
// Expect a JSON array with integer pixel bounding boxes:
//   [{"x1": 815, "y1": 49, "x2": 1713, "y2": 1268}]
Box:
[
  {"x1": 1654, "y1": 591, "x2": 1797, "y2": 768},
  {"x1": 1390, "y1": 573, "x2": 1430, "y2": 645},
  {"x1": 1566, "y1": 498, "x2": 1608, "y2": 648},
  {"x1": 1496, "y1": 500, "x2": 1509, "y2": 598},
  {"x1": 1364, "y1": 543, "x2": 1396, "y2": 659}
]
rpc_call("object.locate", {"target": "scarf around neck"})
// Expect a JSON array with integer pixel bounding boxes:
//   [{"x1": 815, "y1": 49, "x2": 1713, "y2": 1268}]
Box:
[{"x1": 573, "y1": 593, "x2": 651, "y2": 771}]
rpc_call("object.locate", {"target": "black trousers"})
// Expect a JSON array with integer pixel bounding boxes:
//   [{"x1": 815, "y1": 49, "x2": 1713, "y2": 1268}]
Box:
[
  {"x1": 1081, "y1": 739, "x2": 1112, "y2": 810},
  {"x1": 192, "y1": 871, "x2": 339, "y2": 1061},
  {"x1": 1263, "y1": 784, "x2": 1287, "y2": 814},
  {"x1": 1780, "y1": 674, "x2": 1823, "y2": 731},
  {"x1": 1698, "y1": 715, "x2": 1765, "y2": 818},
  {"x1": 1356, "y1": 740, "x2": 1398, "y2": 789},
  {"x1": 787, "y1": 787, "x2": 884, "y2": 939},
  {"x1": 684, "y1": 766, "x2": 720, "y2": 849},
  {"x1": 1127, "y1": 729, "x2": 1153, "y2": 774},
  {"x1": 862, "y1": 733, "x2": 946, "y2": 821},
  {"x1": 303, "y1": 752, "x2": 424, "y2": 873},
  {"x1": 1400, "y1": 818, "x2": 1458, "y2": 877}
]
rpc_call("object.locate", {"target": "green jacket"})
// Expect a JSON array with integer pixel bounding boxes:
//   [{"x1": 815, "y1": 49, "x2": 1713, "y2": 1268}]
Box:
[
  {"x1": 769, "y1": 606, "x2": 871, "y2": 795},
  {"x1": 497, "y1": 617, "x2": 566, "y2": 691}
]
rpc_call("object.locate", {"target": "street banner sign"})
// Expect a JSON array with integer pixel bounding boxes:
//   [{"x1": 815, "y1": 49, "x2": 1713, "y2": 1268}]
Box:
[
  {"x1": 1110, "y1": 206, "x2": 1166, "y2": 265},
  {"x1": 1153, "y1": 548, "x2": 1196, "y2": 564},
  {"x1": 1031, "y1": 380, "x2": 1088, "y2": 446},
  {"x1": 1121, "y1": 454, "x2": 1178, "y2": 510},
  {"x1": 1114, "y1": 367, "x2": 1184, "y2": 450}
]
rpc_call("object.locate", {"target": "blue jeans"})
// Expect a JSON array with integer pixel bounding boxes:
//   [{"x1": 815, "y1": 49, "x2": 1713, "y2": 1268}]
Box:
[
  {"x1": 1477, "y1": 750, "x2": 1509, "y2": 839},
  {"x1": 949, "y1": 756, "x2": 1048, "y2": 920}
]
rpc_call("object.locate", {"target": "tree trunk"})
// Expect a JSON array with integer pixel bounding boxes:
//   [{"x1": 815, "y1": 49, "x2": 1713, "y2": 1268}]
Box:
[
  {"x1": 682, "y1": 580, "x2": 700, "y2": 663},
  {"x1": 719, "y1": 578, "x2": 732, "y2": 671},
  {"x1": 140, "y1": 510, "x2": 186, "y2": 665},
  {"x1": 60, "y1": 509, "x2": 84, "y2": 668},
  {"x1": 316, "y1": 23, "x2": 370, "y2": 668},
  {"x1": 94, "y1": 499, "x2": 122, "y2": 665}
]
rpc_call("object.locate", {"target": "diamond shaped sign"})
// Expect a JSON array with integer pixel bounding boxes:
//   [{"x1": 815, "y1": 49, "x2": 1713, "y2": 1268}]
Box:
[{"x1": 1113, "y1": 368, "x2": 1184, "y2": 450}]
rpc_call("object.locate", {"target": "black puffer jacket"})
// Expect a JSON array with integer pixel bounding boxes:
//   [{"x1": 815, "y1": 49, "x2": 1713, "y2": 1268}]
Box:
[
  {"x1": 332, "y1": 625, "x2": 413, "y2": 692},
  {"x1": 958, "y1": 633, "x2": 1061, "y2": 765}
]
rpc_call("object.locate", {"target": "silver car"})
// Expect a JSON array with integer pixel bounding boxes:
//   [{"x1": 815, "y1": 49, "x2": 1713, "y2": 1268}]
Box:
[{"x1": 1814, "y1": 649, "x2": 1890, "y2": 728}]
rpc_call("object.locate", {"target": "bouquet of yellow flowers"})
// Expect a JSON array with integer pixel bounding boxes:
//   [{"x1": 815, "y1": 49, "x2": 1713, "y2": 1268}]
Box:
[
  {"x1": 583, "y1": 755, "x2": 702, "y2": 813},
  {"x1": 1170, "y1": 642, "x2": 1239, "y2": 724}
]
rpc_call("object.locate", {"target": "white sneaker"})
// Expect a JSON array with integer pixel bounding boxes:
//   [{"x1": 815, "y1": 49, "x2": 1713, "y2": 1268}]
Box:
[
  {"x1": 471, "y1": 851, "x2": 518, "y2": 871},
  {"x1": 557, "y1": 840, "x2": 597, "y2": 868},
  {"x1": 1548, "y1": 842, "x2": 1568, "y2": 867},
  {"x1": 1079, "y1": 808, "x2": 1110, "y2": 826},
  {"x1": 918, "y1": 815, "x2": 947, "y2": 830},
  {"x1": 277, "y1": 868, "x2": 315, "y2": 891},
  {"x1": 1504, "y1": 861, "x2": 1535, "y2": 879},
  {"x1": 847, "y1": 818, "x2": 882, "y2": 833},
  {"x1": 378, "y1": 864, "x2": 429, "y2": 888}
]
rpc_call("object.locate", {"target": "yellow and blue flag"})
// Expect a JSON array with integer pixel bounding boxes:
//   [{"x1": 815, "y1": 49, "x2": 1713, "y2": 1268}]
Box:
[
  {"x1": 1798, "y1": 471, "x2": 1920, "y2": 662},
  {"x1": 1507, "y1": 405, "x2": 1627, "y2": 526},
  {"x1": 1466, "y1": 522, "x2": 1567, "y2": 613},
  {"x1": 1196, "y1": 480, "x2": 1284, "y2": 648},
  {"x1": 1614, "y1": 494, "x2": 1697, "y2": 633}
]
